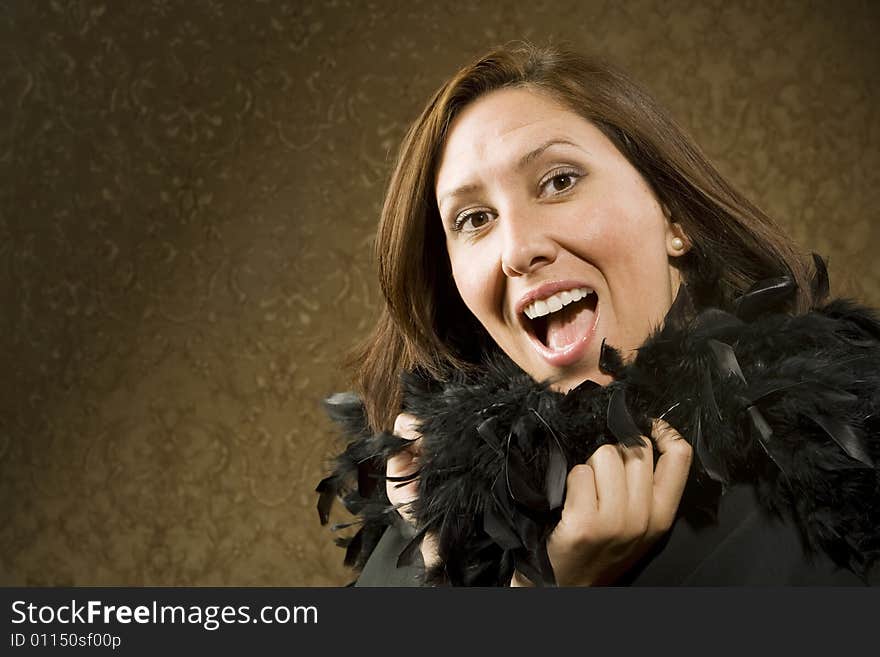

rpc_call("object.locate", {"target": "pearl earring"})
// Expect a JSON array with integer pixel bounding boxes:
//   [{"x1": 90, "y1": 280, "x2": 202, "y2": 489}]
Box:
[{"x1": 670, "y1": 237, "x2": 685, "y2": 252}]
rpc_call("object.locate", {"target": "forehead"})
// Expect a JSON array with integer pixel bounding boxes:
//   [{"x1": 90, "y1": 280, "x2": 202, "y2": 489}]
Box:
[{"x1": 435, "y1": 86, "x2": 610, "y2": 190}]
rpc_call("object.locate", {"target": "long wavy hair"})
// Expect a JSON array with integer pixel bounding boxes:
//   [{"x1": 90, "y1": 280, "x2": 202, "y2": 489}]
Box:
[{"x1": 350, "y1": 42, "x2": 814, "y2": 432}]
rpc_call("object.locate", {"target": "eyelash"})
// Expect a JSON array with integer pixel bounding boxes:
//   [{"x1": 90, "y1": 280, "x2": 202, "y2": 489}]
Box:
[
  {"x1": 452, "y1": 209, "x2": 494, "y2": 233},
  {"x1": 539, "y1": 167, "x2": 582, "y2": 197},
  {"x1": 450, "y1": 167, "x2": 583, "y2": 233}
]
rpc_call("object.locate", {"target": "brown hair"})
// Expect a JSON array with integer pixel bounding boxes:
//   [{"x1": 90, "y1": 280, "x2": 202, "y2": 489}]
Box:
[{"x1": 350, "y1": 42, "x2": 814, "y2": 432}]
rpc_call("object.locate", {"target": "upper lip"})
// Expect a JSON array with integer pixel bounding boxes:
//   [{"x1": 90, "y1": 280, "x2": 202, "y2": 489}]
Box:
[{"x1": 514, "y1": 279, "x2": 597, "y2": 319}]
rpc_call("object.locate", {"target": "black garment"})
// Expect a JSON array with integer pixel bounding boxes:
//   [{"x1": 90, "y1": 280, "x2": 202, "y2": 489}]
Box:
[
  {"x1": 356, "y1": 484, "x2": 868, "y2": 586},
  {"x1": 625, "y1": 484, "x2": 867, "y2": 585},
  {"x1": 319, "y1": 270, "x2": 880, "y2": 586},
  {"x1": 355, "y1": 521, "x2": 425, "y2": 587}
]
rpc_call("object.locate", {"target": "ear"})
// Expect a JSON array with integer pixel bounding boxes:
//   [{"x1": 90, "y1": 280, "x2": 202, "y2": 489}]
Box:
[{"x1": 665, "y1": 221, "x2": 690, "y2": 257}]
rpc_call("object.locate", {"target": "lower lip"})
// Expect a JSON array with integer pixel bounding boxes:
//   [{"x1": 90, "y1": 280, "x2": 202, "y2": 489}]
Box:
[{"x1": 526, "y1": 305, "x2": 600, "y2": 368}]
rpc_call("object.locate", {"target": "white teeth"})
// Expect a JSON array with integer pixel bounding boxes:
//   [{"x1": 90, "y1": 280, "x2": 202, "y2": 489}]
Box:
[
  {"x1": 523, "y1": 287, "x2": 593, "y2": 319},
  {"x1": 546, "y1": 296, "x2": 563, "y2": 313}
]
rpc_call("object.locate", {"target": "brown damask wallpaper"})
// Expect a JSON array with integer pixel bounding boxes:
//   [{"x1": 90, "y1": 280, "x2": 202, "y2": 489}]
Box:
[{"x1": 1, "y1": 0, "x2": 877, "y2": 586}]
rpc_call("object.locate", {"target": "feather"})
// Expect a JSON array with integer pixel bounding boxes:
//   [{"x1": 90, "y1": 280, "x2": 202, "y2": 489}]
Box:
[
  {"x1": 331, "y1": 520, "x2": 362, "y2": 532},
  {"x1": 821, "y1": 299, "x2": 880, "y2": 341},
  {"x1": 514, "y1": 556, "x2": 546, "y2": 588},
  {"x1": 811, "y1": 253, "x2": 830, "y2": 304},
  {"x1": 746, "y1": 405, "x2": 788, "y2": 477},
  {"x1": 386, "y1": 470, "x2": 421, "y2": 483},
  {"x1": 545, "y1": 436, "x2": 568, "y2": 510},
  {"x1": 322, "y1": 392, "x2": 370, "y2": 437},
  {"x1": 315, "y1": 476, "x2": 336, "y2": 525},
  {"x1": 476, "y1": 416, "x2": 505, "y2": 455},
  {"x1": 607, "y1": 387, "x2": 644, "y2": 446},
  {"x1": 837, "y1": 335, "x2": 877, "y2": 349},
  {"x1": 814, "y1": 386, "x2": 859, "y2": 405},
  {"x1": 707, "y1": 339, "x2": 747, "y2": 385},
  {"x1": 806, "y1": 413, "x2": 874, "y2": 467},
  {"x1": 664, "y1": 282, "x2": 696, "y2": 331},
  {"x1": 749, "y1": 380, "x2": 858, "y2": 407},
  {"x1": 357, "y1": 460, "x2": 377, "y2": 498},
  {"x1": 529, "y1": 408, "x2": 569, "y2": 510},
  {"x1": 692, "y1": 307, "x2": 745, "y2": 332},
  {"x1": 537, "y1": 543, "x2": 557, "y2": 587},
  {"x1": 483, "y1": 504, "x2": 524, "y2": 550},
  {"x1": 559, "y1": 377, "x2": 602, "y2": 417},
  {"x1": 747, "y1": 405, "x2": 773, "y2": 443},
  {"x1": 513, "y1": 504, "x2": 540, "y2": 547},
  {"x1": 599, "y1": 338, "x2": 625, "y2": 376},
  {"x1": 491, "y1": 472, "x2": 518, "y2": 531},
  {"x1": 319, "y1": 272, "x2": 880, "y2": 585},
  {"x1": 505, "y1": 441, "x2": 549, "y2": 511},
  {"x1": 734, "y1": 275, "x2": 796, "y2": 321},
  {"x1": 340, "y1": 490, "x2": 365, "y2": 516},
  {"x1": 343, "y1": 527, "x2": 364, "y2": 568},
  {"x1": 510, "y1": 413, "x2": 538, "y2": 450},
  {"x1": 701, "y1": 370, "x2": 722, "y2": 422},
  {"x1": 692, "y1": 411, "x2": 728, "y2": 484}
]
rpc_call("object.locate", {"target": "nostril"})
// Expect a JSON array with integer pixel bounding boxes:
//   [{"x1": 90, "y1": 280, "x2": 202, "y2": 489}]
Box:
[
  {"x1": 529, "y1": 255, "x2": 551, "y2": 270},
  {"x1": 501, "y1": 234, "x2": 557, "y2": 276}
]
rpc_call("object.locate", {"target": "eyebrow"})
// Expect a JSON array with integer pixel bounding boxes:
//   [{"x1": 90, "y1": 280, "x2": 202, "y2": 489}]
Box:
[
  {"x1": 517, "y1": 138, "x2": 583, "y2": 170},
  {"x1": 437, "y1": 139, "x2": 585, "y2": 212}
]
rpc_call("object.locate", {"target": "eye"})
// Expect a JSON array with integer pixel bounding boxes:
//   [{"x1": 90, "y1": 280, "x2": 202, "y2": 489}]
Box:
[
  {"x1": 550, "y1": 174, "x2": 574, "y2": 191},
  {"x1": 539, "y1": 167, "x2": 582, "y2": 197},
  {"x1": 452, "y1": 209, "x2": 495, "y2": 233}
]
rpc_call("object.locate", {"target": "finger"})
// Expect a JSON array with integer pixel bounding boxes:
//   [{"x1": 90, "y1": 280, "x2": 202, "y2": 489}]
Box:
[
  {"x1": 386, "y1": 451, "x2": 420, "y2": 486},
  {"x1": 587, "y1": 443, "x2": 627, "y2": 526},
  {"x1": 421, "y1": 531, "x2": 440, "y2": 570},
  {"x1": 388, "y1": 412, "x2": 422, "y2": 479},
  {"x1": 649, "y1": 418, "x2": 693, "y2": 532},
  {"x1": 620, "y1": 436, "x2": 653, "y2": 535},
  {"x1": 393, "y1": 413, "x2": 421, "y2": 441},
  {"x1": 387, "y1": 413, "x2": 423, "y2": 520},
  {"x1": 386, "y1": 458, "x2": 419, "y2": 506},
  {"x1": 558, "y1": 462, "x2": 598, "y2": 524},
  {"x1": 554, "y1": 462, "x2": 599, "y2": 543}
]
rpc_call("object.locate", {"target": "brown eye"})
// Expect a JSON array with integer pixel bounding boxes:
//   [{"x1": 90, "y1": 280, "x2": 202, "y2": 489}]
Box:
[
  {"x1": 539, "y1": 168, "x2": 581, "y2": 197},
  {"x1": 551, "y1": 174, "x2": 573, "y2": 191},
  {"x1": 453, "y1": 209, "x2": 496, "y2": 233},
  {"x1": 468, "y1": 211, "x2": 491, "y2": 228}
]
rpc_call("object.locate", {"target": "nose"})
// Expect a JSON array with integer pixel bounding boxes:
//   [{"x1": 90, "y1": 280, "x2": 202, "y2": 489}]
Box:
[{"x1": 500, "y1": 208, "x2": 558, "y2": 277}]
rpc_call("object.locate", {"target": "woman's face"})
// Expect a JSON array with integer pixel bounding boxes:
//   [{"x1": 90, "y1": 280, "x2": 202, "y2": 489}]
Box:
[{"x1": 434, "y1": 86, "x2": 686, "y2": 390}]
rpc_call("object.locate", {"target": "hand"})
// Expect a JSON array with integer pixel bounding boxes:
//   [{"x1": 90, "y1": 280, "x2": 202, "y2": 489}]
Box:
[
  {"x1": 387, "y1": 413, "x2": 439, "y2": 569},
  {"x1": 513, "y1": 418, "x2": 692, "y2": 586}
]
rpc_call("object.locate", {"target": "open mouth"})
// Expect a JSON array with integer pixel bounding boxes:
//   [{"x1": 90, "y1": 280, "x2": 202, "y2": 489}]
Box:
[{"x1": 522, "y1": 287, "x2": 599, "y2": 352}]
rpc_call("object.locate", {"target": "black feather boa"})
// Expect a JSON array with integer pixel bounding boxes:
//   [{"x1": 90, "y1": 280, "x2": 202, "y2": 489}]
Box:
[{"x1": 317, "y1": 263, "x2": 880, "y2": 586}]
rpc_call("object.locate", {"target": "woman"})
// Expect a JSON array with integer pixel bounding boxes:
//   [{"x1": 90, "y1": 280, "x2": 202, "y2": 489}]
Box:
[{"x1": 317, "y1": 43, "x2": 880, "y2": 586}]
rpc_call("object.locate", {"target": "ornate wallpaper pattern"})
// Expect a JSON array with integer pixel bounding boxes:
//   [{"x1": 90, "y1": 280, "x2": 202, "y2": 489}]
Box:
[{"x1": 1, "y1": 0, "x2": 877, "y2": 585}]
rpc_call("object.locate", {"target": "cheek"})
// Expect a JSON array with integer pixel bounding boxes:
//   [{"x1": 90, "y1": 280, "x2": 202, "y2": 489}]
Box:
[
  {"x1": 448, "y1": 249, "x2": 498, "y2": 323},
  {"x1": 608, "y1": 245, "x2": 677, "y2": 343},
  {"x1": 598, "y1": 190, "x2": 669, "y2": 259},
  {"x1": 568, "y1": 188, "x2": 649, "y2": 245}
]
